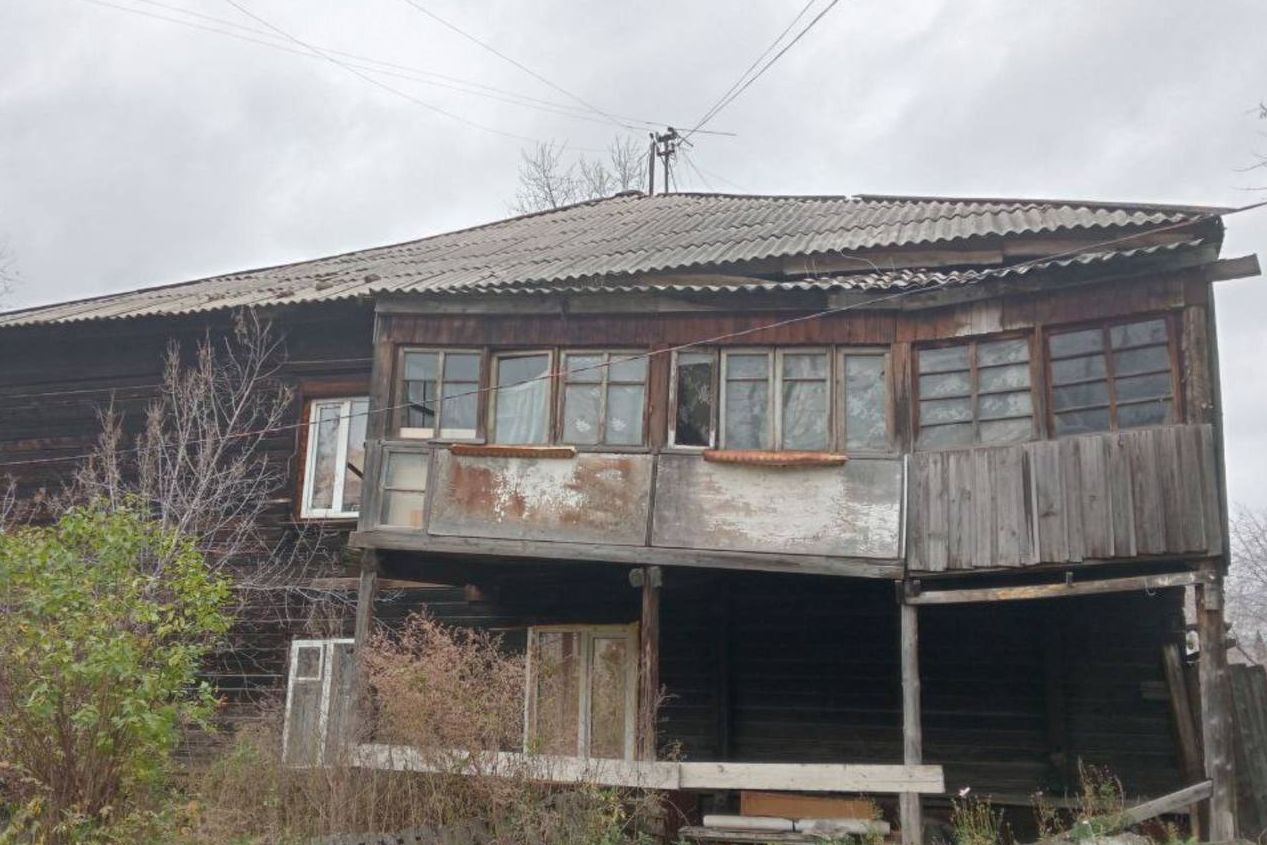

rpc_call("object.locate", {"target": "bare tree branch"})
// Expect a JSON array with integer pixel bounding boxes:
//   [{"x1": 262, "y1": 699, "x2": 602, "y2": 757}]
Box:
[
  {"x1": 513, "y1": 136, "x2": 648, "y2": 213},
  {"x1": 1228, "y1": 505, "x2": 1267, "y2": 664},
  {"x1": 0, "y1": 238, "x2": 17, "y2": 304}
]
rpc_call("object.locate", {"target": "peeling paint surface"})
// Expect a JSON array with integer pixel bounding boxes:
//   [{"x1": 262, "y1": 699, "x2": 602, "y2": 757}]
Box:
[
  {"x1": 651, "y1": 455, "x2": 903, "y2": 559},
  {"x1": 429, "y1": 451, "x2": 653, "y2": 546}
]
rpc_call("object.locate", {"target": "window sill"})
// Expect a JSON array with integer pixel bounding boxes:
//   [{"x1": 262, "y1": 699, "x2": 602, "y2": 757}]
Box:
[
  {"x1": 448, "y1": 443, "x2": 577, "y2": 459},
  {"x1": 701, "y1": 449, "x2": 848, "y2": 467}
]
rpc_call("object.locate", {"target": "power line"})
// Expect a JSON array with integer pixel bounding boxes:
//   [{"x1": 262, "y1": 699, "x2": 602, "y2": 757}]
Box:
[
  {"x1": 394, "y1": 0, "x2": 631, "y2": 132},
  {"x1": 685, "y1": 0, "x2": 842, "y2": 139},
  {"x1": 3, "y1": 198, "x2": 1262, "y2": 471}
]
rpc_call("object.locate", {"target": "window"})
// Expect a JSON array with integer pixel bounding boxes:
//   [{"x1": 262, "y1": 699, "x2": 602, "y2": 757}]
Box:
[
  {"x1": 671, "y1": 351, "x2": 716, "y2": 448},
  {"x1": 379, "y1": 448, "x2": 428, "y2": 528},
  {"x1": 1048, "y1": 317, "x2": 1176, "y2": 435},
  {"x1": 561, "y1": 352, "x2": 648, "y2": 446},
  {"x1": 916, "y1": 337, "x2": 1034, "y2": 449},
  {"x1": 301, "y1": 397, "x2": 368, "y2": 518},
  {"x1": 283, "y1": 638, "x2": 355, "y2": 767},
  {"x1": 526, "y1": 624, "x2": 638, "y2": 760},
  {"x1": 399, "y1": 349, "x2": 481, "y2": 440},
  {"x1": 841, "y1": 351, "x2": 890, "y2": 452},
  {"x1": 491, "y1": 352, "x2": 552, "y2": 444}
]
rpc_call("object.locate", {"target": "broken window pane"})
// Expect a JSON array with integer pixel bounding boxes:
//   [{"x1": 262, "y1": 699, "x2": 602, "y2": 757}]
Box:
[
  {"x1": 673, "y1": 352, "x2": 714, "y2": 447},
  {"x1": 532, "y1": 632, "x2": 581, "y2": 756},
  {"x1": 403, "y1": 351, "x2": 440, "y2": 432},
  {"x1": 310, "y1": 403, "x2": 341, "y2": 510},
  {"x1": 494, "y1": 354, "x2": 550, "y2": 444},
  {"x1": 589, "y1": 637, "x2": 629, "y2": 760},
  {"x1": 843, "y1": 355, "x2": 888, "y2": 452}
]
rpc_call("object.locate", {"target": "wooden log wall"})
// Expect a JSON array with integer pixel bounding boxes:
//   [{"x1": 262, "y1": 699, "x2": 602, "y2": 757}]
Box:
[{"x1": 0, "y1": 303, "x2": 374, "y2": 743}]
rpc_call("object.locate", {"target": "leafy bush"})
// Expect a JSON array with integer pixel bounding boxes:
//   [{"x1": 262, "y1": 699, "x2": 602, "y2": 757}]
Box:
[{"x1": 0, "y1": 503, "x2": 231, "y2": 842}]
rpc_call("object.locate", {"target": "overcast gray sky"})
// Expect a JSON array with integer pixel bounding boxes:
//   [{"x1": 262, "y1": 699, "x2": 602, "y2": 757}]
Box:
[{"x1": 1, "y1": 0, "x2": 1265, "y2": 507}]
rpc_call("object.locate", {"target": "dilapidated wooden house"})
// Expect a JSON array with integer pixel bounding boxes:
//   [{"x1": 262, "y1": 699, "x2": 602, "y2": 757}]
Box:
[{"x1": 1, "y1": 192, "x2": 1260, "y2": 841}]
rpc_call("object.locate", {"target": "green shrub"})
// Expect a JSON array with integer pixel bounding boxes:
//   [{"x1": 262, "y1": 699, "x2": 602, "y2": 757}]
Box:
[{"x1": 0, "y1": 503, "x2": 232, "y2": 842}]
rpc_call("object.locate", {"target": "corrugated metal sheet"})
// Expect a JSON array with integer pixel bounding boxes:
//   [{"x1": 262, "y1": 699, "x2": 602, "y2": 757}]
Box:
[{"x1": 0, "y1": 192, "x2": 1220, "y2": 328}]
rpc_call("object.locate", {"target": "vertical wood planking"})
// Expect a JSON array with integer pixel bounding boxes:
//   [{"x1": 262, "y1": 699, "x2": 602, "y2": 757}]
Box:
[
  {"x1": 992, "y1": 446, "x2": 1026, "y2": 566},
  {"x1": 1175, "y1": 427, "x2": 1208, "y2": 552},
  {"x1": 924, "y1": 454, "x2": 949, "y2": 572},
  {"x1": 1076, "y1": 435, "x2": 1114, "y2": 559},
  {"x1": 1027, "y1": 441, "x2": 1069, "y2": 563},
  {"x1": 1198, "y1": 425, "x2": 1223, "y2": 555},
  {"x1": 1127, "y1": 430, "x2": 1166, "y2": 555},
  {"x1": 1156, "y1": 427, "x2": 1185, "y2": 553},
  {"x1": 972, "y1": 448, "x2": 994, "y2": 567},
  {"x1": 947, "y1": 450, "x2": 975, "y2": 569},
  {"x1": 1059, "y1": 438, "x2": 1085, "y2": 562},
  {"x1": 1106, "y1": 432, "x2": 1138, "y2": 558}
]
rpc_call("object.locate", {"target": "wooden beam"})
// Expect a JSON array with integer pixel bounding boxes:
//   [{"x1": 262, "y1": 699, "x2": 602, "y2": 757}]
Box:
[
  {"x1": 1197, "y1": 571, "x2": 1237, "y2": 840},
  {"x1": 353, "y1": 549, "x2": 379, "y2": 650},
  {"x1": 350, "y1": 528, "x2": 904, "y2": 580},
  {"x1": 1120, "y1": 780, "x2": 1213, "y2": 827},
  {"x1": 638, "y1": 566, "x2": 661, "y2": 761},
  {"x1": 904, "y1": 569, "x2": 1214, "y2": 606},
  {"x1": 899, "y1": 603, "x2": 923, "y2": 845},
  {"x1": 1161, "y1": 644, "x2": 1205, "y2": 838},
  {"x1": 1206, "y1": 253, "x2": 1261, "y2": 283}
]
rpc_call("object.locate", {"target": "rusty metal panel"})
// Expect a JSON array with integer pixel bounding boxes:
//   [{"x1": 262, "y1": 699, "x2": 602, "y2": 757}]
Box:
[
  {"x1": 428, "y1": 450, "x2": 653, "y2": 546},
  {"x1": 650, "y1": 454, "x2": 903, "y2": 559}
]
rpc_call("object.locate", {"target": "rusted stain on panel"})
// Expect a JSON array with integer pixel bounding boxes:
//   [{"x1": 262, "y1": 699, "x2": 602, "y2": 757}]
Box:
[
  {"x1": 651, "y1": 454, "x2": 903, "y2": 559},
  {"x1": 429, "y1": 451, "x2": 653, "y2": 546}
]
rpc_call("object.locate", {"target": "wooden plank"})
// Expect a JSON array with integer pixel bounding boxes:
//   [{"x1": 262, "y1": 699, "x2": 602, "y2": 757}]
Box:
[
  {"x1": 638, "y1": 566, "x2": 661, "y2": 762},
  {"x1": 1229, "y1": 665, "x2": 1267, "y2": 837},
  {"x1": 905, "y1": 569, "x2": 1214, "y2": 606},
  {"x1": 1198, "y1": 425, "x2": 1224, "y2": 555},
  {"x1": 1058, "y1": 438, "x2": 1085, "y2": 562},
  {"x1": 1106, "y1": 432, "x2": 1137, "y2": 558},
  {"x1": 947, "y1": 450, "x2": 975, "y2": 569},
  {"x1": 353, "y1": 550, "x2": 379, "y2": 650},
  {"x1": 677, "y1": 762, "x2": 945, "y2": 793},
  {"x1": 906, "y1": 453, "x2": 928, "y2": 571},
  {"x1": 992, "y1": 446, "x2": 1026, "y2": 566},
  {"x1": 1156, "y1": 427, "x2": 1186, "y2": 553},
  {"x1": 740, "y1": 792, "x2": 877, "y2": 820},
  {"x1": 1120, "y1": 781, "x2": 1213, "y2": 826},
  {"x1": 925, "y1": 453, "x2": 949, "y2": 572},
  {"x1": 1162, "y1": 644, "x2": 1205, "y2": 838},
  {"x1": 1027, "y1": 441, "x2": 1069, "y2": 563},
  {"x1": 1126, "y1": 430, "x2": 1166, "y2": 556},
  {"x1": 1076, "y1": 435, "x2": 1114, "y2": 559},
  {"x1": 900, "y1": 602, "x2": 923, "y2": 845},
  {"x1": 972, "y1": 448, "x2": 994, "y2": 566},
  {"x1": 350, "y1": 528, "x2": 905, "y2": 579},
  {"x1": 1175, "y1": 427, "x2": 1208, "y2": 553},
  {"x1": 1196, "y1": 573, "x2": 1236, "y2": 840}
]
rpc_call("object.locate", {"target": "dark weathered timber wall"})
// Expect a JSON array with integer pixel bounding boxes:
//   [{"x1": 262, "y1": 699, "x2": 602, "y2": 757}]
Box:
[
  {"x1": 0, "y1": 303, "x2": 374, "y2": 736},
  {"x1": 373, "y1": 559, "x2": 1186, "y2": 801}
]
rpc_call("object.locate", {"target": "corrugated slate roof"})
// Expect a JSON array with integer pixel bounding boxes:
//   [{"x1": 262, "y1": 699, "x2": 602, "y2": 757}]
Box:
[{"x1": 0, "y1": 192, "x2": 1223, "y2": 328}]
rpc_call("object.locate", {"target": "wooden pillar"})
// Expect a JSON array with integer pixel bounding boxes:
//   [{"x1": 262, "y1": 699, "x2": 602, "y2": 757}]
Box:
[
  {"x1": 1162, "y1": 643, "x2": 1205, "y2": 839},
  {"x1": 900, "y1": 601, "x2": 923, "y2": 845},
  {"x1": 353, "y1": 549, "x2": 379, "y2": 652},
  {"x1": 1043, "y1": 610, "x2": 1071, "y2": 789},
  {"x1": 637, "y1": 565, "x2": 662, "y2": 761},
  {"x1": 1197, "y1": 570, "x2": 1236, "y2": 840},
  {"x1": 712, "y1": 583, "x2": 733, "y2": 760}
]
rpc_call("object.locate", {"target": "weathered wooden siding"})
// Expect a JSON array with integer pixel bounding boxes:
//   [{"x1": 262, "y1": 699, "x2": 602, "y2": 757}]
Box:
[
  {"x1": 907, "y1": 424, "x2": 1222, "y2": 572},
  {"x1": 429, "y1": 451, "x2": 653, "y2": 546},
  {"x1": 652, "y1": 455, "x2": 903, "y2": 559}
]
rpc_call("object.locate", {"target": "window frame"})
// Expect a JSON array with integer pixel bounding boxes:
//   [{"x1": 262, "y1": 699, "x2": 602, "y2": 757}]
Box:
[
  {"x1": 488, "y1": 349, "x2": 557, "y2": 445},
  {"x1": 282, "y1": 637, "x2": 354, "y2": 768},
  {"x1": 717, "y1": 346, "x2": 836, "y2": 451},
  {"x1": 556, "y1": 349, "x2": 650, "y2": 448},
  {"x1": 524, "y1": 623, "x2": 639, "y2": 761},
  {"x1": 300, "y1": 396, "x2": 368, "y2": 519},
  {"x1": 913, "y1": 333, "x2": 1038, "y2": 451},
  {"x1": 395, "y1": 347, "x2": 485, "y2": 442},
  {"x1": 376, "y1": 445, "x2": 430, "y2": 529},
  {"x1": 667, "y1": 348, "x2": 720, "y2": 451},
  {"x1": 837, "y1": 347, "x2": 894, "y2": 455},
  {"x1": 1043, "y1": 314, "x2": 1182, "y2": 436}
]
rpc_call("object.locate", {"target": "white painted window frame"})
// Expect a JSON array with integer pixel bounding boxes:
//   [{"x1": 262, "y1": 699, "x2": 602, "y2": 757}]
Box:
[
  {"x1": 718, "y1": 347, "x2": 833, "y2": 451},
  {"x1": 667, "y1": 348, "x2": 719, "y2": 450},
  {"x1": 838, "y1": 347, "x2": 894, "y2": 455},
  {"x1": 489, "y1": 349, "x2": 555, "y2": 445},
  {"x1": 282, "y1": 637, "x2": 355, "y2": 767},
  {"x1": 300, "y1": 397, "x2": 367, "y2": 519},
  {"x1": 398, "y1": 348, "x2": 482, "y2": 441},
  {"x1": 558, "y1": 349, "x2": 649, "y2": 447},
  {"x1": 524, "y1": 623, "x2": 639, "y2": 761}
]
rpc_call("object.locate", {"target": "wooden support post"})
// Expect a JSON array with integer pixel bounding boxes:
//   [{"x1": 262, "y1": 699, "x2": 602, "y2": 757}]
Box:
[
  {"x1": 638, "y1": 566, "x2": 662, "y2": 762},
  {"x1": 900, "y1": 601, "x2": 923, "y2": 845},
  {"x1": 712, "y1": 583, "x2": 733, "y2": 760},
  {"x1": 1162, "y1": 643, "x2": 1205, "y2": 838},
  {"x1": 353, "y1": 549, "x2": 379, "y2": 652},
  {"x1": 1196, "y1": 570, "x2": 1236, "y2": 840},
  {"x1": 1043, "y1": 610, "x2": 1071, "y2": 790}
]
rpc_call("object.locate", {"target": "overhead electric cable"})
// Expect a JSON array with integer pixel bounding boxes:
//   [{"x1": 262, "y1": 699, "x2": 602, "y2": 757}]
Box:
[
  {"x1": 3, "y1": 198, "x2": 1262, "y2": 471},
  {"x1": 685, "y1": 0, "x2": 841, "y2": 139}
]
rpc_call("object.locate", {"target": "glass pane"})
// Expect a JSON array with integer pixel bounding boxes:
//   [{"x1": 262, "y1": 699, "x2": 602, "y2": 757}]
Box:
[
  {"x1": 381, "y1": 491, "x2": 426, "y2": 528},
  {"x1": 1118, "y1": 399, "x2": 1170, "y2": 428},
  {"x1": 1110, "y1": 319, "x2": 1167, "y2": 349},
  {"x1": 674, "y1": 354, "x2": 714, "y2": 447},
  {"x1": 979, "y1": 417, "x2": 1033, "y2": 444},
  {"x1": 564, "y1": 354, "x2": 604, "y2": 384},
  {"x1": 309, "y1": 404, "x2": 340, "y2": 510},
  {"x1": 919, "y1": 371, "x2": 971, "y2": 399},
  {"x1": 342, "y1": 400, "x2": 368, "y2": 512},
  {"x1": 439, "y1": 385, "x2": 478, "y2": 437},
  {"x1": 1052, "y1": 381, "x2": 1110, "y2": 412},
  {"x1": 562, "y1": 384, "x2": 602, "y2": 444},
  {"x1": 920, "y1": 397, "x2": 972, "y2": 425},
  {"x1": 979, "y1": 390, "x2": 1033, "y2": 420},
  {"x1": 781, "y1": 381, "x2": 828, "y2": 451},
  {"x1": 1050, "y1": 328, "x2": 1104, "y2": 358},
  {"x1": 978, "y1": 337, "x2": 1029, "y2": 367},
  {"x1": 404, "y1": 351, "x2": 439, "y2": 381},
  {"x1": 295, "y1": 645, "x2": 322, "y2": 680},
  {"x1": 533, "y1": 632, "x2": 580, "y2": 756},
  {"x1": 1113, "y1": 345, "x2": 1170, "y2": 377},
  {"x1": 844, "y1": 356, "x2": 888, "y2": 452},
  {"x1": 1055, "y1": 408, "x2": 1111, "y2": 436},
  {"x1": 918, "y1": 422, "x2": 973, "y2": 449},
  {"x1": 724, "y1": 380, "x2": 769, "y2": 449},
  {"x1": 386, "y1": 451, "x2": 428, "y2": 490},
  {"x1": 605, "y1": 384, "x2": 645, "y2": 445},
  {"x1": 727, "y1": 353, "x2": 769, "y2": 380},
  {"x1": 590, "y1": 637, "x2": 629, "y2": 759},
  {"x1": 919, "y1": 345, "x2": 970, "y2": 374},
  {"x1": 1051, "y1": 353, "x2": 1107, "y2": 384},
  {"x1": 494, "y1": 355, "x2": 550, "y2": 444},
  {"x1": 443, "y1": 352, "x2": 481, "y2": 382},
  {"x1": 782, "y1": 352, "x2": 828, "y2": 379},
  {"x1": 978, "y1": 363, "x2": 1031, "y2": 393},
  {"x1": 1116, "y1": 372, "x2": 1172, "y2": 403},
  {"x1": 405, "y1": 378, "x2": 438, "y2": 430},
  {"x1": 608, "y1": 355, "x2": 648, "y2": 383}
]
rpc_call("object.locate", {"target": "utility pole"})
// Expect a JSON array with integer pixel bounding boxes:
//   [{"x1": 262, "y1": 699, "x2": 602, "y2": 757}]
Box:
[
  {"x1": 647, "y1": 133, "x2": 657, "y2": 195},
  {"x1": 650, "y1": 128, "x2": 687, "y2": 194}
]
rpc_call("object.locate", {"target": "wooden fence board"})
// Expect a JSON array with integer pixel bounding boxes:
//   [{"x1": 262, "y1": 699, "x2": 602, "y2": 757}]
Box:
[{"x1": 1230, "y1": 665, "x2": 1267, "y2": 840}]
